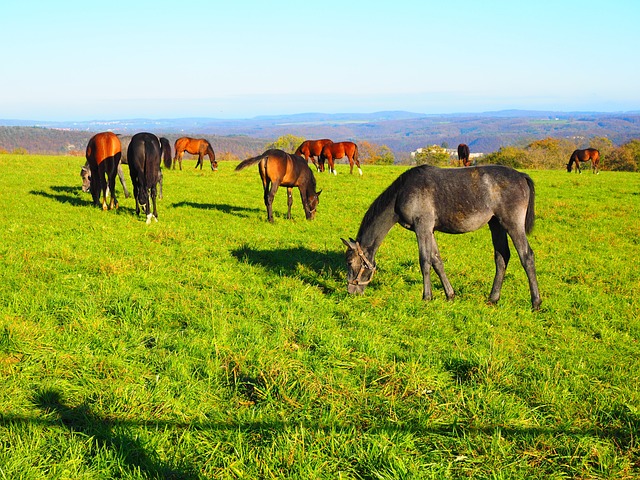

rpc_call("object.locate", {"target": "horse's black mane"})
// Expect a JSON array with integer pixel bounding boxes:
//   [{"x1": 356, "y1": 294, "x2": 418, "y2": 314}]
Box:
[{"x1": 356, "y1": 167, "x2": 413, "y2": 240}]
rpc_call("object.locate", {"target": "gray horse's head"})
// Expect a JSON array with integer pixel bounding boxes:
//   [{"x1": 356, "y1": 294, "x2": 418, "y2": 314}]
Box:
[{"x1": 80, "y1": 164, "x2": 91, "y2": 192}]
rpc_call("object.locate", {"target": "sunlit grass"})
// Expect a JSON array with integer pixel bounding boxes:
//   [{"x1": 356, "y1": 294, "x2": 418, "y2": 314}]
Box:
[{"x1": 0, "y1": 154, "x2": 639, "y2": 478}]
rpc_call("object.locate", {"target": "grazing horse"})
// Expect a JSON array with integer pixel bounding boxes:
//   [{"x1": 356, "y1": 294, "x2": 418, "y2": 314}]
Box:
[
  {"x1": 173, "y1": 137, "x2": 217, "y2": 171},
  {"x1": 294, "y1": 139, "x2": 333, "y2": 171},
  {"x1": 128, "y1": 132, "x2": 162, "y2": 224},
  {"x1": 81, "y1": 135, "x2": 172, "y2": 199},
  {"x1": 81, "y1": 162, "x2": 129, "y2": 199},
  {"x1": 320, "y1": 141, "x2": 362, "y2": 175},
  {"x1": 458, "y1": 143, "x2": 471, "y2": 167},
  {"x1": 85, "y1": 132, "x2": 122, "y2": 210},
  {"x1": 342, "y1": 164, "x2": 541, "y2": 310},
  {"x1": 235, "y1": 149, "x2": 322, "y2": 222},
  {"x1": 567, "y1": 148, "x2": 600, "y2": 174}
]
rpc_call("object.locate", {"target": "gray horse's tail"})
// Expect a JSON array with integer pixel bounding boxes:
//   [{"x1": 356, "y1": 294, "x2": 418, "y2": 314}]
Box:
[{"x1": 525, "y1": 175, "x2": 535, "y2": 234}]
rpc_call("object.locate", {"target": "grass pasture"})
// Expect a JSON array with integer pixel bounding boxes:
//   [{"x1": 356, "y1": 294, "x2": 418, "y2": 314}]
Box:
[{"x1": 1, "y1": 154, "x2": 639, "y2": 479}]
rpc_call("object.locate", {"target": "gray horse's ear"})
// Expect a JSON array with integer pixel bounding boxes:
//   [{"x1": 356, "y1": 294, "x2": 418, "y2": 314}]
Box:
[{"x1": 341, "y1": 237, "x2": 356, "y2": 249}]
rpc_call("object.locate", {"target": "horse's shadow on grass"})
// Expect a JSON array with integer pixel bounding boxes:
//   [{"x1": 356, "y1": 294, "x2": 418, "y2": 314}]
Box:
[
  {"x1": 231, "y1": 245, "x2": 344, "y2": 295},
  {"x1": 171, "y1": 201, "x2": 262, "y2": 218},
  {"x1": 30, "y1": 187, "x2": 88, "y2": 207},
  {"x1": 30, "y1": 188, "x2": 138, "y2": 215},
  {"x1": 32, "y1": 389, "x2": 198, "y2": 479}
]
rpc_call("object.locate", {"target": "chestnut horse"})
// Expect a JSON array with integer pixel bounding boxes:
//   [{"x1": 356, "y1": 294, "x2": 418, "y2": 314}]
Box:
[
  {"x1": 319, "y1": 141, "x2": 362, "y2": 175},
  {"x1": 567, "y1": 148, "x2": 600, "y2": 174},
  {"x1": 458, "y1": 143, "x2": 471, "y2": 167},
  {"x1": 173, "y1": 137, "x2": 217, "y2": 171},
  {"x1": 85, "y1": 132, "x2": 122, "y2": 210},
  {"x1": 235, "y1": 149, "x2": 321, "y2": 222},
  {"x1": 294, "y1": 139, "x2": 333, "y2": 171}
]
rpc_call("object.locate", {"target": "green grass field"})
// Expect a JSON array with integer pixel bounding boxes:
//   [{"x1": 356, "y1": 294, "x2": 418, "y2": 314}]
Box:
[{"x1": 1, "y1": 154, "x2": 639, "y2": 479}]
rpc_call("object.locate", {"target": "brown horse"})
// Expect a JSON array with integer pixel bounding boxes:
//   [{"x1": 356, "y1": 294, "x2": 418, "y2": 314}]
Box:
[
  {"x1": 294, "y1": 139, "x2": 333, "y2": 171},
  {"x1": 567, "y1": 148, "x2": 600, "y2": 173},
  {"x1": 319, "y1": 141, "x2": 362, "y2": 175},
  {"x1": 85, "y1": 132, "x2": 122, "y2": 210},
  {"x1": 173, "y1": 137, "x2": 217, "y2": 171},
  {"x1": 458, "y1": 143, "x2": 471, "y2": 167},
  {"x1": 235, "y1": 149, "x2": 321, "y2": 222}
]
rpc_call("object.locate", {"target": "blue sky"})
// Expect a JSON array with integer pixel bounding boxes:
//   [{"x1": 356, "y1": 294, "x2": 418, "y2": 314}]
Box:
[{"x1": 1, "y1": 0, "x2": 639, "y2": 120}]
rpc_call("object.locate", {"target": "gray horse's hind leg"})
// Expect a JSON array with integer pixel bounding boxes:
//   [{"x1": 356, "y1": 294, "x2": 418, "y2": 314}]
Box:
[
  {"x1": 505, "y1": 222, "x2": 541, "y2": 310},
  {"x1": 488, "y1": 217, "x2": 510, "y2": 304}
]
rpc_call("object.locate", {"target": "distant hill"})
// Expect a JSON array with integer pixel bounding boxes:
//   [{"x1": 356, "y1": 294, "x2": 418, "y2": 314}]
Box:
[{"x1": 2, "y1": 110, "x2": 640, "y2": 161}]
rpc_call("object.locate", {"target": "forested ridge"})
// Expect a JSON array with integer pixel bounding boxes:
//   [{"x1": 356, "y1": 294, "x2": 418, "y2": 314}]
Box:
[{"x1": 2, "y1": 111, "x2": 640, "y2": 161}]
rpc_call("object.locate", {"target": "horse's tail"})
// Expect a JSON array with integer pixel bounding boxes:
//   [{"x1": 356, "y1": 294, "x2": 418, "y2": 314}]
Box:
[
  {"x1": 235, "y1": 153, "x2": 267, "y2": 171},
  {"x1": 354, "y1": 144, "x2": 359, "y2": 162},
  {"x1": 524, "y1": 174, "x2": 536, "y2": 235},
  {"x1": 160, "y1": 138, "x2": 173, "y2": 169}
]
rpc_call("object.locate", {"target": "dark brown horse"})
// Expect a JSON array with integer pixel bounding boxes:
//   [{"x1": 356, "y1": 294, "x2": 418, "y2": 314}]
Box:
[
  {"x1": 319, "y1": 141, "x2": 362, "y2": 175},
  {"x1": 342, "y1": 164, "x2": 541, "y2": 310},
  {"x1": 235, "y1": 149, "x2": 321, "y2": 222},
  {"x1": 567, "y1": 148, "x2": 600, "y2": 173},
  {"x1": 294, "y1": 139, "x2": 333, "y2": 171},
  {"x1": 81, "y1": 135, "x2": 172, "y2": 199},
  {"x1": 85, "y1": 132, "x2": 122, "y2": 210},
  {"x1": 173, "y1": 137, "x2": 217, "y2": 171},
  {"x1": 458, "y1": 143, "x2": 471, "y2": 167},
  {"x1": 128, "y1": 132, "x2": 163, "y2": 224}
]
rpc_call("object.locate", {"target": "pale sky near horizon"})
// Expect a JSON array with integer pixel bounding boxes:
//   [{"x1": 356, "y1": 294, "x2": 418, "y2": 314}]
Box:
[{"x1": 1, "y1": 0, "x2": 639, "y2": 121}]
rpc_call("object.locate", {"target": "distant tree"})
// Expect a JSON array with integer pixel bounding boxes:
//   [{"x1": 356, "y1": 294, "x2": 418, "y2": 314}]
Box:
[
  {"x1": 482, "y1": 146, "x2": 528, "y2": 168},
  {"x1": 12, "y1": 147, "x2": 28, "y2": 155},
  {"x1": 526, "y1": 137, "x2": 576, "y2": 169},
  {"x1": 265, "y1": 134, "x2": 306, "y2": 153},
  {"x1": 414, "y1": 145, "x2": 449, "y2": 166},
  {"x1": 358, "y1": 141, "x2": 395, "y2": 165},
  {"x1": 607, "y1": 139, "x2": 640, "y2": 171},
  {"x1": 217, "y1": 151, "x2": 241, "y2": 162},
  {"x1": 374, "y1": 145, "x2": 395, "y2": 165}
]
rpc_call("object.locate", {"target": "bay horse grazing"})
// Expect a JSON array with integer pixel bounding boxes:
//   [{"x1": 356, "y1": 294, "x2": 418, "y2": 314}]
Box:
[
  {"x1": 342, "y1": 164, "x2": 541, "y2": 310},
  {"x1": 235, "y1": 149, "x2": 321, "y2": 222},
  {"x1": 458, "y1": 143, "x2": 471, "y2": 167},
  {"x1": 81, "y1": 135, "x2": 171, "y2": 199},
  {"x1": 128, "y1": 132, "x2": 162, "y2": 224},
  {"x1": 320, "y1": 141, "x2": 362, "y2": 175},
  {"x1": 567, "y1": 148, "x2": 600, "y2": 174},
  {"x1": 294, "y1": 139, "x2": 333, "y2": 171},
  {"x1": 173, "y1": 137, "x2": 217, "y2": 171},
  {"x1": 85, "y1": 132, "x2": 122, "y2": 210}
]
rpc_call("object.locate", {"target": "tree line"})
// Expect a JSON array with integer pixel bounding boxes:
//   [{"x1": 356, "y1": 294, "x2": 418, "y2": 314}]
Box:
[
  {"x1": 414, "y1": 137, "x2": 640, "y2": 172},
  {"x1": 2, "y1": 126, "x2": 640, "y2": 171}
]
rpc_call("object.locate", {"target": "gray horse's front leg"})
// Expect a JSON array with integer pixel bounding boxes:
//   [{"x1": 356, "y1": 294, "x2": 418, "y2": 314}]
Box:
[
  {"x1": 416, "y1": 224, "x2": 455, "y2": 301},
  {"x1": 117, "y1": 165, "x2": 130, "y2": 198}
]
